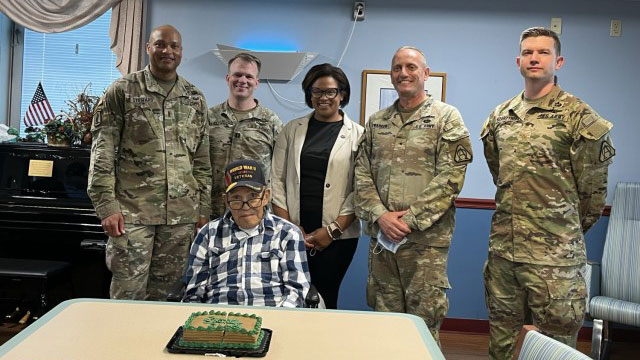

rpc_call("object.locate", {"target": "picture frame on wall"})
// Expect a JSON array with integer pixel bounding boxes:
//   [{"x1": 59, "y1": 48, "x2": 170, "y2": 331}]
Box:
[{"x1": 360, "y1": 70, "x2": 447, "y2": 125}]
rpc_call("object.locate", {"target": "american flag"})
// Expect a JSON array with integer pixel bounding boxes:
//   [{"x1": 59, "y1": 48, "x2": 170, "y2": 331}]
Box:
[{"x1": 24, "y1": 82, "x2": 55, "y2": 127}]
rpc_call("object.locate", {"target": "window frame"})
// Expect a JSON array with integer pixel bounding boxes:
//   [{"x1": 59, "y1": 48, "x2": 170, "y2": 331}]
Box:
[
  {"x1": 6, "y1": 12, "x2": 126, "y2": 132},
  {"x1": 8, "y1": 23, "x2": 24, "y2": 129}
]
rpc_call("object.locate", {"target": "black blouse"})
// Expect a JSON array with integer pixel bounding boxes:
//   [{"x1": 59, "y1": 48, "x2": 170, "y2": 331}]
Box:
[{"x1": 299, "y1": 116, "x2": 343, "y2": 233}]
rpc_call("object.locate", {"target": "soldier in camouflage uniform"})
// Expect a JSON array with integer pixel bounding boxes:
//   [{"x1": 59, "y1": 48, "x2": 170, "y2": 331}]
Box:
[
  {"x1": 354, "y1": 46, "x2": 472, "y2": 345},
  {"x1": 481, "y1": 27, "x2": 615, "y2": 360},
  {"x1": 209, "y1": 53, "x2": 283, "y2": 218},
  {"x1": 88, "y1": 25, "x2": 212, "y2": 301}
]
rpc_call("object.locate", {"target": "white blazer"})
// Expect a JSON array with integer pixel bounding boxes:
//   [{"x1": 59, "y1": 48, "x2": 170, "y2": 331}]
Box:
[{"x1": 271, "y1": 111, "x2": 363, "y2": 239}]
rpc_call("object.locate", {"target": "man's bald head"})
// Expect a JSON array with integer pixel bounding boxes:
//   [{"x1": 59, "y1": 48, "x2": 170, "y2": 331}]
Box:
[
  {"x1": 148, "y1": 25, "x2": 182, "y2": 43},
  {"x1": 146, "y1": 24, "x2": 183, "y2": 80}
]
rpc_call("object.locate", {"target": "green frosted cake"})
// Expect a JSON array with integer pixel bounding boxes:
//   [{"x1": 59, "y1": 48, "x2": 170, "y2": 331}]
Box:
[{"x1": 179, "y1": 310, "x2": 264, "y2": 349}]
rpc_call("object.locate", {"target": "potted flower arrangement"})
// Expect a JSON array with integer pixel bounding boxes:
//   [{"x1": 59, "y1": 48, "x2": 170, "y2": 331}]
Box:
[
  {"x1": 21, "y1": 84, "x2": 100, "y2": 147},
  {"x1": 62, "y1": 84, "x2": 99, "y2": 145},
  {"x1": 43, "y1": 114, "x2": 79, "y2": 147}
]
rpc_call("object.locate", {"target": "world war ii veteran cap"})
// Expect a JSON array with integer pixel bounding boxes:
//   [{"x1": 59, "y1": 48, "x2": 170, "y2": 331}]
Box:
[{"x1": 224, "y1": 159, "x2": 266, "y2": 193}]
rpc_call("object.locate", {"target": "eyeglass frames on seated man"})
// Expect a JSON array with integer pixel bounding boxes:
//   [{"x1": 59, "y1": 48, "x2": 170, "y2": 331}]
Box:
[{"x1": 226, "y1": 191, "x2": 265, "y2": 210}]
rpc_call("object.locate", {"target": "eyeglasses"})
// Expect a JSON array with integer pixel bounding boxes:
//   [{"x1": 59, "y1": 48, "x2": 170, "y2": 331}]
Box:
[
  {"x1": 226, "y1": 192, "x2": 265, "y2": 210},
  {"x1": 310, "y1": 88, "x2": 340, "y2": 99}
]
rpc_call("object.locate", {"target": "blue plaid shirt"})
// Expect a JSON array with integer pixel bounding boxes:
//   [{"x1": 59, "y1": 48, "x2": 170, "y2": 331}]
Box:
[{"x1": 183, "y1": 210, "x2": 311, "y2": 307}]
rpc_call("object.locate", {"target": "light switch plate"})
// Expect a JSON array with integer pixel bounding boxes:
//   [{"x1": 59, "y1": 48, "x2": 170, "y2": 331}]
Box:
[{"x1": 551, "y1": 17, "x2": 562, "y2": 35}]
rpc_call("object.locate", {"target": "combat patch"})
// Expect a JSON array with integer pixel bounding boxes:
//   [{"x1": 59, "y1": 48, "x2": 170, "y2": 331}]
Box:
[
  {"x1": 93, "y1": 110, "x2": 102, "y2": 128},
  {"x1": 599, "y1": 140, "x2": 615, "y2": 162}
]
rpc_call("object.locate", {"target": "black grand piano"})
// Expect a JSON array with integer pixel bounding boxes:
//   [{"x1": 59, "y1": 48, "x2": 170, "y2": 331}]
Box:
[{"x1": 0, "y1": 142, "x2": 110, "y2": 302}]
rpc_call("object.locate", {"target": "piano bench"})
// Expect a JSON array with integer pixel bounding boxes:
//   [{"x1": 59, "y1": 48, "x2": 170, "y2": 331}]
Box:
[{"x1": 0, "y1": 258, "x2": 73, "y2": 319}]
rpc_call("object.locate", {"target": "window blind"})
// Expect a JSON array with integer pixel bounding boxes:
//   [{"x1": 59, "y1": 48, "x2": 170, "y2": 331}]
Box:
[{"x1": 19, "y1": 9, "x2": 120, "y2": 135}]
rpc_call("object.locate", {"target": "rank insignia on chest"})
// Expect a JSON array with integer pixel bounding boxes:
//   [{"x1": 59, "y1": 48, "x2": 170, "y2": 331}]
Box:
[
  {"x1": 454, "y1": 144, "x2": 472, "y2": 163},
  {"x1": 599, "y1": 140, "x2": 615, "y2": 162}
]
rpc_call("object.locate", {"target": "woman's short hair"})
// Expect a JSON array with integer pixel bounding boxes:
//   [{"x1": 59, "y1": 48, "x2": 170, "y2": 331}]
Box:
[{"x1": 301, "y1": 63, "x2": 350, "y2": 108}]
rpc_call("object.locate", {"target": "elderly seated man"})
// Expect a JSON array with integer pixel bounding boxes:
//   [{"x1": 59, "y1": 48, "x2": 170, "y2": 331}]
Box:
[{"x1": 183, "y1": 159, "x2": 311, "y2": 307}]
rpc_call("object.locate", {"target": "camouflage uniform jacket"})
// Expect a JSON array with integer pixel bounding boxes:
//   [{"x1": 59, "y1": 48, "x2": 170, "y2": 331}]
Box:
[
  {"x1": 480, "y1": 86, "x2": 615, "y2": 266},
  {"x1": 354, "y1": 96, "x2": 472, "y2": 247},
  {"x1": 88, "y1": 66, "x2": 212, "y2": 225},
  {"x1": 209, "y1": 100, "x2": 282, "y2": 217}
]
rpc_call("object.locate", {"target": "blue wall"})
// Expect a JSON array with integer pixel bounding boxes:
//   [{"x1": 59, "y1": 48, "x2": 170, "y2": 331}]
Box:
[
  {"x1": 147, "y1": 0, "x2": 631, "y2": 318},
  {"x1": 337, "y1": 210, "x2": 610, "y2": 318},
  {"x1": 148, "y1": 0, "x2": 640, "y2": 202}
]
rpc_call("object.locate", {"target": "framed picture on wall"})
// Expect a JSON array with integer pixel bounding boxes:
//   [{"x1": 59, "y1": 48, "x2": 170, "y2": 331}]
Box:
[{"x1": 360, "y1": 70, "x2": 447, "y2": 125}]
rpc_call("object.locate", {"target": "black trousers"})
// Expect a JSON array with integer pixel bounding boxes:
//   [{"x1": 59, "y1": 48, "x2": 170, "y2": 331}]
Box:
[{"x1": 307, "y1": 238, "x2": 358, "y2": 309}]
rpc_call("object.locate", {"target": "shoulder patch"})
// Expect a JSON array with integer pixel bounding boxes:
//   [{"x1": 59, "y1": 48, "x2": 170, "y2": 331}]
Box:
[
  {"x1": 599, "y1": 140, "x2": 615, "y2": 162},
  {"x1": 480, "y1": 119, "x2": 492, "y2": 139},
  {"x1": 454, "y1": 144, "x2": 473, "y2": 163}
]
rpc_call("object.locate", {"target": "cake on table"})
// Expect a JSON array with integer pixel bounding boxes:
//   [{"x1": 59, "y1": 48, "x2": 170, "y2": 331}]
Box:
[{"x1": 179, "y1": 310, "x2": 264, "y2": 350}]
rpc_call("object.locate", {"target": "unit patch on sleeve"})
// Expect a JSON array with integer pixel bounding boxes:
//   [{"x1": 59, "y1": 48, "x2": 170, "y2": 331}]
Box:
[
  {"x1": 599, "y1": 140, "x2": 615, "y2": 162},
  {"x1": 454, "y1": 144, "x2": 472, "y2": 163}
]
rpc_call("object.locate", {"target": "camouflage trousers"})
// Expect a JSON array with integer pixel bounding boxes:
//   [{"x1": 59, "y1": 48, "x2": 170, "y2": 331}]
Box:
[
  {"x1": 105, "y1": 223, "x2": 194, "y2": 301},
  {"x1": 483, "y1": 253, "x2": 587, "y2": 360},
  {"x1": 367, "y1": 238, "x2": 451, "y2": 346}
]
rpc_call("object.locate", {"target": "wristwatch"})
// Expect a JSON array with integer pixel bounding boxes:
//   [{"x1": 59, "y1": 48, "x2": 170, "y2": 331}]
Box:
[{"x1": 327, "y1": 221, "x2": 343, "y2": 240}]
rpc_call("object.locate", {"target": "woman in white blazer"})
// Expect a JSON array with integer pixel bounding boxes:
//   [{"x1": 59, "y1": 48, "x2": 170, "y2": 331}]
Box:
[{"x1": 271, "y1": 63, "x2": 363, "y2": 309}]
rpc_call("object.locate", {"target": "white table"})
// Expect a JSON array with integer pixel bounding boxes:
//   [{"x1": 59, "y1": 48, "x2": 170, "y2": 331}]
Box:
[{"x1": 0, "y1": 298, "x2": 444, "y2": 359}]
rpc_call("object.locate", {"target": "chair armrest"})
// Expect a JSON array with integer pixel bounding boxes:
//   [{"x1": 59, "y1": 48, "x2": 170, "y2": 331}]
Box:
[
  {"x1": 304, "y1": 283, "x2": 320, "y2": 308},
  {"x1": 584, "y1": 261, "x2": 601, "y2": 315},
  {"x1": 513, "y1": 325, "x2": 539, "y2": 360},
  {"x1": 166, "y1": 278, "x2": 186, "y2": 302}
]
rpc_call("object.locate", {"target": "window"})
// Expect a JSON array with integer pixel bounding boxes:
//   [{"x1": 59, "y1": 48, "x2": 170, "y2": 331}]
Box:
[{"x1": 16, "y1": 9, "x2": 120, "y2": 136}]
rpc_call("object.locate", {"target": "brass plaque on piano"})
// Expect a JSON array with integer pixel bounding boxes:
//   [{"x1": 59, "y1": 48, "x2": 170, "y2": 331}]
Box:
[{"x1": 28, "y1": 159, "x2": 54, "y2": 177}]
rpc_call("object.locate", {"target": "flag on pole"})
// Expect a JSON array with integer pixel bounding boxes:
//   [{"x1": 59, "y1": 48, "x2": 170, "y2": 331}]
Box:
[{"x1": 24, "y1": 82, "x2": 56, "y2": 127}]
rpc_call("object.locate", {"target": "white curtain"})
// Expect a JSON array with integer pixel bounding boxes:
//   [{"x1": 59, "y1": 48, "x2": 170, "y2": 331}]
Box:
[
  {"x1": 110, "y1": 0, "x2": 147, "y2": 76},
  {"x1": 0, "y1": 0, "x2": 121, "y2": 33}
]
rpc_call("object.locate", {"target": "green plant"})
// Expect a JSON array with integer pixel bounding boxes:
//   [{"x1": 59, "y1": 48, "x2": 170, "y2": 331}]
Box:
[
  {"x1": 62, "y1": 84, "x2": 99, "y2": 142},
  {"x1": 23, "y1": 126, "x2": 46, "y2": 143},
  {"x1": 43, "y1": 114, "x2": 80, "y2": 144}
]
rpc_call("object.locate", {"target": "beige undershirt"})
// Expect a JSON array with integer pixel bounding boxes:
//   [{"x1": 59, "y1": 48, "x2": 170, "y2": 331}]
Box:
[
  {"x1": 398, "y1": 99, "x2": 428, "y2": 123},
  {"x1": 230, "y1": 104, "x2": 257, "y2": 120},
  {"x1": 154, "y1": 76, "x2": 177, "y2": 95},
  {"x1": 522, "y1": 90, "x2": 554, "y2": 114}
]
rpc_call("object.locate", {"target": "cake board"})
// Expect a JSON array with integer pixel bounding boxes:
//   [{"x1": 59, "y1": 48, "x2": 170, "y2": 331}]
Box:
[{"x1": 165, "y1": 326, "x2": 272, "y2": 357}]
